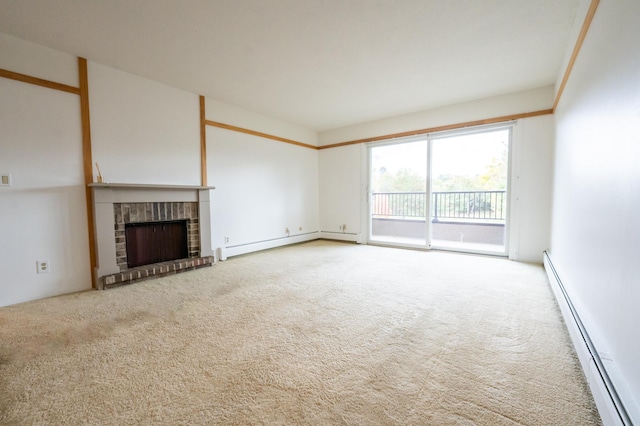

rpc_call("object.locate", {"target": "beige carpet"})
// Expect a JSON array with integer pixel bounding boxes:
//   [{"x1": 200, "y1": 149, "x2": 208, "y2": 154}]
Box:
[{"x1": 0, "y1": 240, "x2": 600, "y2": 425}]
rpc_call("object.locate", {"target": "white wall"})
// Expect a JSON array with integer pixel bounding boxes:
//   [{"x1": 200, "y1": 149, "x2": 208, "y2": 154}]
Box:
[
  {"x1": 319, "y1": 144, "x2": 364, "y2": 239},
  {"x1": 0, "y1": 34, "x2": 91, "y2": 306},
  {"x1": 509, "y1": 115, "x2": 554, "y2": 262},
  {"x1": 89, "y1": 62, "x2": 201, "y2": 185},
  {"x1": 204, "y1": 100, "x2": 320, "y2": 257},
  {"x1": 318, "y1": 92, "x2": 555, "y2": 262},
  {"x1": 549, "y1": 0, "x2": 640, "y2": 421},
  {"x1": 0, "y1": 32, "x2": 78, "y2": 87},
  {"x1": 207, "y1": 98, "x2": 317, "y2": 147},
  {"x1": 207, "y1": 125, "x2": 319, "y2": 256},
  {"x1": 319, "y1": 86, "x2": 554, "y2": 146}
]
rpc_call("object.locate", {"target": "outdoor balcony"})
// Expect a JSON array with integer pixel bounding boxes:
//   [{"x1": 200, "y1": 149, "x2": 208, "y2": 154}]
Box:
[{"x1": 371, "y1": 190, "x2": 507, "y2": 252}]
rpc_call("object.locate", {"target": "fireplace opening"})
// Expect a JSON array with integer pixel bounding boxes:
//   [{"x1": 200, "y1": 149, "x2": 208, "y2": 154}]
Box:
[{"x1": 125, "y1": 220, "x2": 188, "y2": 268}]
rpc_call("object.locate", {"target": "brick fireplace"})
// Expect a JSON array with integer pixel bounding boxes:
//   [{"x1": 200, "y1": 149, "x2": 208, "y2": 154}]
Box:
[
  {"x1": 114, "y1": 202, "x2": 200, "y2": 270},
  {"x1": 90, "y1": 183, "x2": 215, "y2": 289}
]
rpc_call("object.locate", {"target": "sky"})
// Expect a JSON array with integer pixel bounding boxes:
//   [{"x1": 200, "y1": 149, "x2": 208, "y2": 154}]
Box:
[{"x1": 371, "y1": 129, "x2": 509, "y2": 179}]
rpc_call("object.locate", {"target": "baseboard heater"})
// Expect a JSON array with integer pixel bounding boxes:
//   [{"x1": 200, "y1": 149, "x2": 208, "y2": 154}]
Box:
[
  {"x1": 319, "y1": 231, "x2": 361, "y2": 243},
  {"x1": 543, "y1": 251, "x2": 632, "y2": 426},
  {"x1": 221, "y1": 232, "x2": 320, "y2": 259}
]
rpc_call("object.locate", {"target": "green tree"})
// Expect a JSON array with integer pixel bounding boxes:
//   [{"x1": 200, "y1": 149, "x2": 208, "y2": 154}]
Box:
[
  {"x1": 432, "y1": 143, "x2": 507, "y2": 191},
  {"x1": 373, "y1": 168, "x2": 426, "y2": 193}
]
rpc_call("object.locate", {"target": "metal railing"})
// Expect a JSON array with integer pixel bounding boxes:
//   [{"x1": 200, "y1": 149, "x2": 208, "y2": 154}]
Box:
[{"x1": 372, "y1": 190, "x2": 506, "y2": 221}]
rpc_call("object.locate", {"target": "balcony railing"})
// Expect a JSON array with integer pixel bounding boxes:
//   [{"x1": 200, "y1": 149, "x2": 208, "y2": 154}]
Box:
[{"x1": 372, "y1": 190, "x2": 507, "y2": 221}]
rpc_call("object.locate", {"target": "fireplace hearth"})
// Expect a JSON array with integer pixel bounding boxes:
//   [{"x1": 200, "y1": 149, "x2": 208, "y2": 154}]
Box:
[{"x1": 90, "y1": 183, "x2": 215, "y2": 289}]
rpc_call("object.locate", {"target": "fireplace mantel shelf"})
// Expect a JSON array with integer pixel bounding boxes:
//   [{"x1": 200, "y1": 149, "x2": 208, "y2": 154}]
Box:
[{"x1": 89, "y1": 183, "x2": 215, "y2": 190}]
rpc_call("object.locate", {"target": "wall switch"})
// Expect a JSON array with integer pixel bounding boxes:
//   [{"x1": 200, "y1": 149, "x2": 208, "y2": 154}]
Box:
[
  {"x1": 36, "y1": 260, "x2": 50, "y2": 274},
  {"x1": 1, "y1": 173, "x2": 11, "y2": 186}
]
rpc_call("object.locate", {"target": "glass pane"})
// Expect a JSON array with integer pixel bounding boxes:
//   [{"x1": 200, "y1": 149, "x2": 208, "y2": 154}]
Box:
[
  {"x1": 370, "y1": 140, "x2": 428, "y2": 246},
  {"x1": 430, "y1": 129, "x2": 509, "y2": 254}
]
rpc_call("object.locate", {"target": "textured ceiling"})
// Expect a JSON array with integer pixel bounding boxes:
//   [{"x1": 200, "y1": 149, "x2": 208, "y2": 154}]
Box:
[{"x1": 0, "y1": 0, "x2": 580, "y2": 131}]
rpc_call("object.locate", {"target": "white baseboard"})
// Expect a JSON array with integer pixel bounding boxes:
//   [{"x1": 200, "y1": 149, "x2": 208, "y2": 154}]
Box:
[
  {"x1": 220, "y1": 232, "x2": 320, "y2": 258},
  {"x1": 543, "y1": 251, "x2": 634, "y2": 426},
  {"x1": 319, "y1": 231, "x2": 361, "y2": 243}
]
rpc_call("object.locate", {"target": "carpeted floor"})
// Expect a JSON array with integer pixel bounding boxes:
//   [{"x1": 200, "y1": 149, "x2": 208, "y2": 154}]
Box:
[{"x1": 0, "y1": 240, "x2": 600, "y2": 425}]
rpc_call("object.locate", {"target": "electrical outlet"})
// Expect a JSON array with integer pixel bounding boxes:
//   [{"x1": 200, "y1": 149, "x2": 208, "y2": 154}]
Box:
[
  {"x1": 224, "y1": 236, "x2": 230, "y2": 244},
  {"x1": 342, "y1": 224, "x2": 347, "y2": 231},
  {"x1": 0, "y1": 173, "x2": 11, "y2": 186},
  {"x1": 36, "y1": 260, "x2": 50, "y2": 274}
]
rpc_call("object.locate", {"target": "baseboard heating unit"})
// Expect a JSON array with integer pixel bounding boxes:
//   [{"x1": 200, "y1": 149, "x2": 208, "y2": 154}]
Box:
[
  {"x1": 222, "y1": 232, "x2": 320, "y2": 258},
  {"x1": 543, "y1": 251, "x2": 633, "y2": 426}
]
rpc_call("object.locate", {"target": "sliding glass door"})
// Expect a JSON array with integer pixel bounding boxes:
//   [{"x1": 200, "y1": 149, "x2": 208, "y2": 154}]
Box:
[
  {"x1": 370, "y1": 139, "x2": 428, "y2": 246},
  {"x1": 368, "y1": 126, "x2": 511, "y2": 255},
  {"x1": 429, "y1": 128, "x2": 510, "y2": 255}
]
